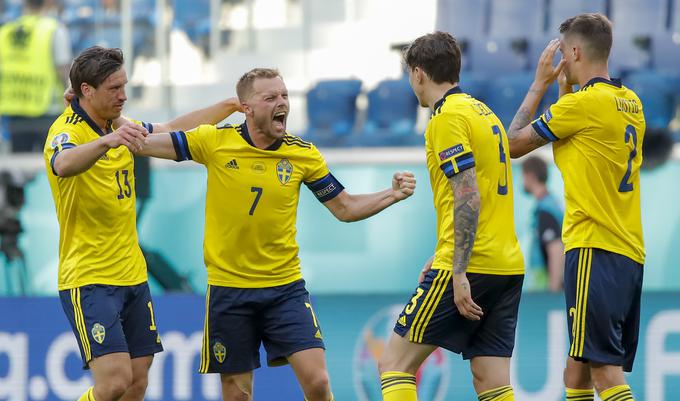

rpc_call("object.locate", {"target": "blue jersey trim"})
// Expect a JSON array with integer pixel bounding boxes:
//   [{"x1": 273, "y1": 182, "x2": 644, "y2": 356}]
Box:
[
  {"x1": 305, "y1": 173, "x2": 345, "y2": 203},
  {"x1": 71, "y1": 98, "x2": 113, "y2": 136},
  {"x1": 170, "y1": 131, "x2": 192, "y2": 161},
  {"x1": 433, "y1": 86, "x2": 464, "y2": 112},
  {"x1": 532, "y1": 119, "x2": 559, "y2": 142},
  {"x1": 50, "y1": 143, "x2": 77, "y2": 176},
  {"x1": 141, "y1": 121, "x2": 153, "y2": 133}
]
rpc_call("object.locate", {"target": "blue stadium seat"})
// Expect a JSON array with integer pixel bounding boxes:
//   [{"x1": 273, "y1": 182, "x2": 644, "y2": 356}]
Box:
[
  {"x1": 484, "y1": 73, "x2": 534, "y2": 127},
  {"x1": 627, "y1": 71, "x2": 676, "y2": 128},
  {"x1": 468, "y1": 38, "x2": 528, "y2": 76},
  {"x1": 488, "y1": 0, "x2": 545, "y2": 39},
  {"x1": 354, "y1": 78, "x2": 419, "y2": 147},
  {"x1": 546, "y1": 0, "x2": 607, "y2": 31},
  {"x1": 436, "y1": 0, "x2": 488, "y2": 38},
  {"x1": 609, "y1": 34, "x2": 652, "y2": 74},
  {"x1": 305, "y1": 79, "x2": 362, "y2": 147},
  {"x1": 610, "y1": 0, "x2": 669, "y2": 36},
  {"x1": 173, "y1": 0, "x2": 210, "y2": 47},
  {"x1": 652, "y1": 33, "x2": 680, "y2": 72}
]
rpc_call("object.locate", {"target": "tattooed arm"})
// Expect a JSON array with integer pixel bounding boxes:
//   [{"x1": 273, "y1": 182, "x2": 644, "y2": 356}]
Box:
[
  {"x1": 507, "y1": 38, "x2": 565, "y2": 158},
  {"x1": 449, "y1": 168, "x2": 483, "y2": 321}
]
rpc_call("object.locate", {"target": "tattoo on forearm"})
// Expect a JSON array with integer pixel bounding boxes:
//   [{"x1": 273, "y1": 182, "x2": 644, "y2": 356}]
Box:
[
  {"x1": 507, "y1": 106, "x2": 533, "y2": 140},
  {"x1": 450, "y1": 169, "x2": 480, "y2": 275},
  {"x1": 530, "y1": 130, "x2": 549, "y2": 147}
]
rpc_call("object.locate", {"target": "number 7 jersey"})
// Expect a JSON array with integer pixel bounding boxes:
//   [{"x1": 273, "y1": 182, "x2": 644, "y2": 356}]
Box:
[
  {"x1": 532, "y1": 78, "x2": 645, "y2": 264},
  {"x1": 171, "y1": 123, "x2": 341, "y2": 288},
  {"x1": 425, "y1": 87, "x2": 524, "y2": 275}
]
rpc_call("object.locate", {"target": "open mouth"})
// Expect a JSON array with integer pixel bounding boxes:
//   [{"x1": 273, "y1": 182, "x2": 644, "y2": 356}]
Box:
[{"x1": 273, "y1": 111, "x2": 286, "y2": 128}]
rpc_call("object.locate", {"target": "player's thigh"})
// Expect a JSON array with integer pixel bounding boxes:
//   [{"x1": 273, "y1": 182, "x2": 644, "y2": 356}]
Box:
[
  {"x1": 461, "y1": 274, "x2": 523, "y2": 360},
  {"x1": 566, "y1": 248, "x2": 643, "y2": 368},
  {"x1": 58, "y1": 285, "x2": 129, "y2": 367},
  {"x1": 129, "y1": 355, "x2": 153, "y2": 385},
  {"x1": 260, "y1": 280, "x2": 325, "y2": 367},
  {"x1": 202, "y1": 285, "x2": 262, "y2": 374},
  {"x1": 120, "y1": 283, "x2": 163, "y2": 360},
  {"x1": 378, "y1": 331, "x2": 437, "y2": 375},
  {"x1": 288, "y1": 348, "x2": 331, "y2": 391}
]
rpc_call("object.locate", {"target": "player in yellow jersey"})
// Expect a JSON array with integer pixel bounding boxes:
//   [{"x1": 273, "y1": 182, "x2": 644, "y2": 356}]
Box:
[
  {"x1": 44, "y1": 46, "x2": 241, "y2": 401},
  {"x1": 135, "y1": 68, "x2": 416, "y2": 401},
  {"x1": 507, "y1": 14, "x2": 644, "y2": 401},
  {"x1": 376, "y1": 32, "x2": 524, "y2": 401}
]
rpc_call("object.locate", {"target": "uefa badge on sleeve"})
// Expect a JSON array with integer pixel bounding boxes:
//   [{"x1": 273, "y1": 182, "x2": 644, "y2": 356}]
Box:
[{"x1": 276, "y1": 159, "x2": 293, "y2": 185}]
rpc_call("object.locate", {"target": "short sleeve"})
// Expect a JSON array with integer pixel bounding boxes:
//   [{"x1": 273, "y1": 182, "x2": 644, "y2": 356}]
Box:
[
  {"x1": 45, "y1": 127, "x2": 84, "y2": 176},
  {"x1": 303, "y1": 145, "x2": 345, "y2": 203},
  {"x1": 531, "y1": 92, "x2": 584, "y2": 142},
  {"x1": 171, "y1": 124, "x2": 216, "y2": 165},
  {"x1": 430, "y1": 112, "x2": 475, "y2": 178},
  {"x1": 537, "y1": 210, "x2": 561, "y2": 248}
]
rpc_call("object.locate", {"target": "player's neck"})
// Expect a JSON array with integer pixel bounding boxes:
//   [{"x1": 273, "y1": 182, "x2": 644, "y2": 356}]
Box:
[
  {"x1": 577, "y1": 63, "x2": 610, "y2": 88},
  {"x1": 427, "y1": 83, "x2": 459, "y2": 111},
  {"x1": 77, "y1": 99, "x2": 109, "y2": 132},
  {"x1": 245, "y1": 120, "x2": 278, "y2": 149}
]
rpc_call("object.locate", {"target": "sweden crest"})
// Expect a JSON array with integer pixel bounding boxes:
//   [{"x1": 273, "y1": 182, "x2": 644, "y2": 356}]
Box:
[
  {"x1": 276, "y1": 159, "x2": 293, "y2": 185},
  {"x1": 91, "y1": 323, "x2": 106, "y2": 344},
  {"x1": 213, "y1": 342, "x2": 227, "y2": 363}
]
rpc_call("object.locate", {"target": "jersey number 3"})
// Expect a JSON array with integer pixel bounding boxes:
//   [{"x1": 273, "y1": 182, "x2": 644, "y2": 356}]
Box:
[
  {"x1": 618, "y1": 125, "x2": 638, "y2": 193},
  {"x1": 492, "y1": 125, "x2": 509, "y2": 195},
  {"x1": 115, "y1": 170, "x2": 132, "y2": 199}
]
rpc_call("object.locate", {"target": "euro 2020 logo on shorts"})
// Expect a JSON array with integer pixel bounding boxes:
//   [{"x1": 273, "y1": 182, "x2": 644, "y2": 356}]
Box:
[{"x1": 353, "y1": 304, "x2": 449, "y2": 401}]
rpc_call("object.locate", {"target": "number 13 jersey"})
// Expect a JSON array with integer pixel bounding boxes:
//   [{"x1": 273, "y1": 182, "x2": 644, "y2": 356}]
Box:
[
  {"x1": 532, "y1": 78, "x2": 645, "y2": 264},
  {"x1": 172, "y1": 123, "x2": 340, "y2": 288},
  {"x1": 425, "y1": 87, "x2": 524, "y2": 275},
  {"x1": 44, "y1": 99, "x2": 152, "y2": 290}
]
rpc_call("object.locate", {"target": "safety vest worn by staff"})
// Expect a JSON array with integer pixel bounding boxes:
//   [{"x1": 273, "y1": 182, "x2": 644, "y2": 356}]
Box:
[{"x1": 0, "y1": 14, "x2": 64, "y2": 117}]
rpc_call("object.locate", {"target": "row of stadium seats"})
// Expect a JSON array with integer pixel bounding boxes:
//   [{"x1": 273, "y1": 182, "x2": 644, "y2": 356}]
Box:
[{"x1": 304, "y1": 70, "x2": 680, "y2": 147}]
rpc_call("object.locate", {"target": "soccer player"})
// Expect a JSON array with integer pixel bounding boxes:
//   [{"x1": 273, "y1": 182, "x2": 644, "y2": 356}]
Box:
[
  {"x1": 506, "y1": 14, "x2": 645, "y2": 401},
  {"x1": 44, "y1": 46, "x2": 241, "y2": 401},
  {"x1": 136, "y1": 68, "x2": 416, "y2": 401},
  {"x1": 521, "y1": 156, "x2": 564, "y2": 292},
  {"x1": 377, "y1": 32, "x2": 524, "y2": 401}
]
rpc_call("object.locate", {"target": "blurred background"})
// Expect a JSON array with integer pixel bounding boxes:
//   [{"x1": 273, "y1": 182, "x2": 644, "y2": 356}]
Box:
[{"x1": 0, "y1": 0, "x2": 679, "y2": 400}]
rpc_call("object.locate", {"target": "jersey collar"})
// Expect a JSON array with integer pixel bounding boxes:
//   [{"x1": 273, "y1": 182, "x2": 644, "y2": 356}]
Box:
[
  {"x1": 71, "y1": 98, "x2": 113, "y2": 136},
  {"x1": 582, "y1": 77, "x2": 622, "y2": 90},
  {"x1": 433, "y1": 86, "x2": 463, "y2": 112},
  {"x1": 238, "y1": 122, "x2": 283, "y2": 151}
]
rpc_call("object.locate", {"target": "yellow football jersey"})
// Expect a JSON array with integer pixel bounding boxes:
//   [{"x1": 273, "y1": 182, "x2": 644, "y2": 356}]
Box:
[
  {"x1": 426, "y1": 87, "x2": 524, "y2": 275},
  {"x1": 532, "y1": 77, "x2": 645, "y2": 264},
  {"x1": 44, "y1": 99, "x2": 152, "y2": 290},
  {"x1": 172, "y1": 123, "x2": 342, "y2": 288}
]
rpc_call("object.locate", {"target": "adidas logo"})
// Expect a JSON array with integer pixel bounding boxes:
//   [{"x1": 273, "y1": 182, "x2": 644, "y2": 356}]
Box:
[
  {"x1": 225, "y1": 159, "x2": 239, "y2": 169},
  {"x1": 315, "y1": 329, "x2": 323, "y2": 339},
  {"x1": 398, "y1": 315, "x2": 407, "y2": 326},
  {"x1": 99, "y1": 154, "x2": 109, "y2": 161}
]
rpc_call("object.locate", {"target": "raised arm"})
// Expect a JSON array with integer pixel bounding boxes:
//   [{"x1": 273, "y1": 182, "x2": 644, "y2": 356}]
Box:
[
  {"x1": 322, "y1": 171, "x2": 416, "y2": 222},
  {"x1": 52, "y1": 123, "x2": 148, "y2": 177},
  {"x1": 507, "y1": 39, "x2": 565, "y2": 158},
  {"x1": 448, "y1": 168, "x2": 483, "y2": 321},
  {"x1": 152, "y1": 98, "x2": 243, "y2": 133}
]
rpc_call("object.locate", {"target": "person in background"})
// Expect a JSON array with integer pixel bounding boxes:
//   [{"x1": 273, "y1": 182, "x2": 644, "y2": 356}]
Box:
[
  {"x1": 0, "y1": 0, "x2": 71, "y2": 152},
  {"x1": 521, "y1": 156, "x2": 564, "y2": 292}
]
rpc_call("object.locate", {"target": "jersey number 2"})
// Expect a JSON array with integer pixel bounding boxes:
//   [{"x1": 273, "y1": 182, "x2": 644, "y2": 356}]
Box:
[
  {"x1": 492, "y1": 125, "x2": 509, "y2": 195},
  {"x1": 618, "y1": 125, "x2": 638, "y2": 193}
]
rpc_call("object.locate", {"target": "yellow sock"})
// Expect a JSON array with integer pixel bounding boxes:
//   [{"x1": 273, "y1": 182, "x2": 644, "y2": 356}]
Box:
[
  {"x1": 478, "y1": 385, "x2": 515, "y2": 401},
  {"x1": 600, "y1": 384, "x2": 634, "y2": 400},
  {"x1": 77, "y1": 387, "x2": 95, "y2": 401},
  {"x1": 380, "y1": 371, "x2": 417, "y2": 401},
  {"x1": 566, "y1": 387, "x2": 594, "y2": 401}
]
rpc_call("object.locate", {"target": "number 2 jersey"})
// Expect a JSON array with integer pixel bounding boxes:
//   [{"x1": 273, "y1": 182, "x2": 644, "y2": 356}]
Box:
[
  {"x1": 426, "y1": 87, "x2": 524, "y2": 275},
  {"x1": 44, "y1": 98, "x2": 152, "y2": 290},
  {"x1": 170, "y1": 123, "x2": 344, "y2": 288},
  {"x1": 532, "y1": 78, "x2": 646, "y2": 264}
]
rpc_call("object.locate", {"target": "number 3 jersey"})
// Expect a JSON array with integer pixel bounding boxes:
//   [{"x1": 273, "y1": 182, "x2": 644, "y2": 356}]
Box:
[
  {"x1": 171, "y1": 123, "x2": 342, "y2": 288},
  {"x1": 425, "y1": 87, "x2": 524, "y2": 275},
  {"x1": 44, "y1": 98, "x2": 153, "y2": 290},
  {"x1": 532, "y1": 78, "x2": 646, "y2": 264}
]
